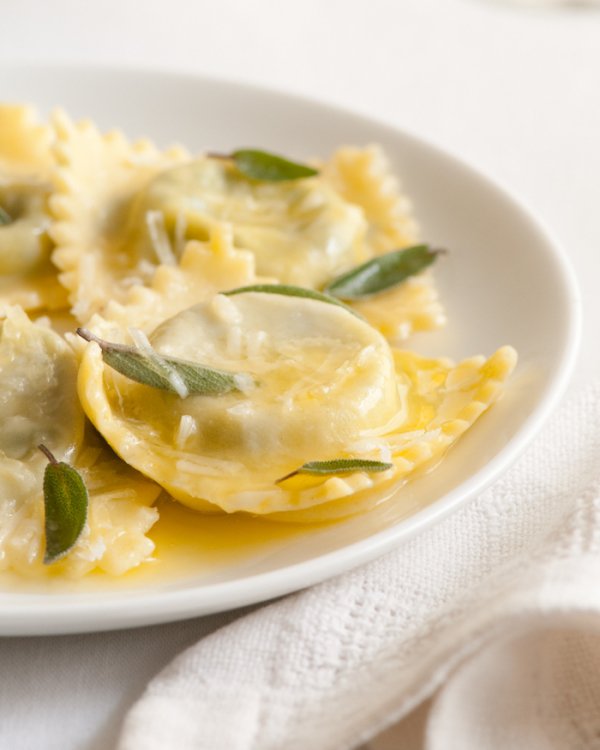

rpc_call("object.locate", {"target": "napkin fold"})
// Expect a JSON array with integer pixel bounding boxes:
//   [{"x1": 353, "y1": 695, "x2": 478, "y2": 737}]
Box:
[{"x1": 118, "y1": 382, "x2": 600, "y2": 750}]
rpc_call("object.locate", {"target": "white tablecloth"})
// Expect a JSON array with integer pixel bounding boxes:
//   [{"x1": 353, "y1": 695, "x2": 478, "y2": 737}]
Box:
[{"x1": 0, "y1": 1, "x2": 598, "y2": 748}]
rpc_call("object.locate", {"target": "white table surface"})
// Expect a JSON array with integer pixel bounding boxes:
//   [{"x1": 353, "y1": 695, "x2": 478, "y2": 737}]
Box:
[{"x1": 1, "y1": 1, "x2": 598, "y2": 748}]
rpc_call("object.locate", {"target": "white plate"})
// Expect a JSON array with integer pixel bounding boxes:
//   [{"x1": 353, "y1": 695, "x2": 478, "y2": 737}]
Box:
[{"x1": 0, "y1": 64, "x2": 580, "y2": 635}]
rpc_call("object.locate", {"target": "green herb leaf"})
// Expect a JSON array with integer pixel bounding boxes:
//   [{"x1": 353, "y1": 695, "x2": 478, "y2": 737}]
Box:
[
  {"x1": 220, "y1": 149, "x2": 318, "y2": 182},
  {"x1": 223, "y1": 284, "x2": 361, "y2": 317},
  {"x1": 0, "y1": 206, "x2": 12, "y2": 226},
  {"x1": 326, "y1": 244, "x2": 443, "y2": 300},
  {"x1": 276, "y1": 458, "x2": 393, "y2": 483},
  {"x1": 76, "y1": 328, "x2": 244, "y2": 397},
  {"x1": 39, "y1": 444, "x2": 88, "y2": 564}
]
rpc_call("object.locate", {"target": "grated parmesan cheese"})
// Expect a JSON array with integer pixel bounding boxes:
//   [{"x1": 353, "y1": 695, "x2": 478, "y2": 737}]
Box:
[
  {"x1": 245, "y1": 329, "x2": 268, "y2": 359},
  {"x1": 226, "y1": 325, "x2": 243, "y2": 359},
  {"x1": 233, "y1": 372, "x2": 255, "y2": 394},
  {"x1": 175, "y1": 414, "x2": 198, "y2": 448},
  {"x1": 357, "y1": 344, "x2": 376, "y2": 366},
  {"x1": 226, "y1": 402, "x2": 254, "y2": 417},
  {"x1": 128, "y1": 326, "x2": 189, "y2": 399},
  {"x1": 145, "y1": 210, "x2": 177, "y2": 266},
  {"x1": 210, "y1": 294, "x2": 242, "y2": 325}
]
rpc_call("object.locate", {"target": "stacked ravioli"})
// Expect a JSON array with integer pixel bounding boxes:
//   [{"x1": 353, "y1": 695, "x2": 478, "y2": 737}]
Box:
[{"x1": 0, "y1": 104, "x2": 516, "y2": 578}]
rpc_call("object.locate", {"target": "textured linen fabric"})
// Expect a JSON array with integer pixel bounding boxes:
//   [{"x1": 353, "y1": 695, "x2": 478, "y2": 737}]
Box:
[{"x1": 117, "y1": 382, "x2": 600, "y2": 750}]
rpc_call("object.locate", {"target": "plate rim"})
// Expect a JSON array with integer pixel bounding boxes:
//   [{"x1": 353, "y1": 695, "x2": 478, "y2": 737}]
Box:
[{"x1": 0, "y1": 62, "x2": 582, "y2": 635}]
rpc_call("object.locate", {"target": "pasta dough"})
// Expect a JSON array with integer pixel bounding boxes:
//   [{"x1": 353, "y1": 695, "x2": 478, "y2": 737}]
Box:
[
  {"x1": 94, "y1": 223, "x2": 264, "y2": 334},
  {"x1": 0, "y1": 102, "x2": 517, "y2": 579},
  {"x1": 0, "y1": 306, "x2": 83, "y2": 461},
  {"x1": 49, "y1": 115, "x2": 443, "y2": 339},
  {"x1": 0, "y1": 307, "x2": 160, "y2": 578},
  {"x1": 322, "y1": 145, "x2": 444, "y2": 340},
  {"x1": 129, "y1": 157, "x2": 367, "y2": 288},
  {"x1": 49, "y1": 110, "x2": 189, "y2": 322},
  {"x1": 0, "y1": 105, "x2": 67, "y2": 312},
  {"x1": 322, "y1": 145, "x2": 418, "y2": 255},
  {"x1": 77, "y1": 292, "x2": 516, "y2": 518}
]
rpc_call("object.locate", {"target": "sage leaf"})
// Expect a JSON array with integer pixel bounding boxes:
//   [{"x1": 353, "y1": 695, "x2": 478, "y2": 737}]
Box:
[
  {"x1": 0, "y1": 206, "x2": 12, "y2": 226},
  {"x1": 326, "y1": 244, "x2": 442, "y2": 300},
  {"x1": 39, "y1": 444, "x2": 88, "y2": 564},
  {"x1": 276, "y1": 458, "x2": 393, "y2": 483},
  {"x1": 76, "y1": 328, "x2": 243, "y2": 397},
  {"x1": 209, "y1": 149, "x2": 318, "y2": 182},
  {"x1": 224, "y1": 284, "x2": 361, "y2": 317}
]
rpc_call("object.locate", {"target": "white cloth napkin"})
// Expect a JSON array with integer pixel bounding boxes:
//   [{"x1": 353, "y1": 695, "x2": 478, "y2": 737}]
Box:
[{"x1": 117, "y1": 381, "x2": 600, "y2": 750}]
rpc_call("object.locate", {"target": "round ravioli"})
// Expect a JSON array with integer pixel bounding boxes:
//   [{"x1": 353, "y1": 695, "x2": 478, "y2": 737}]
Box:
[
  {"x1": 0, "y1": 307, "x2": 160, "y2": 577},
  {"x1": 0, "y1": 306, "x2": 84, "y2": 462},
  {"x1": 0, "y1": 306, "x2": 84, "y2": 573},
  {"x1": 0, "y1": 105, "x2": 67, "y2": 312},
  {"x1": 128, "y1": 157, "x2": 367, "y2": 288},
  {"x1": 49, "y1": 109, "x2": 444, "y2": 341},
  {"x1": 78, "y1": 292, "x2": 516, "y2": 519}
]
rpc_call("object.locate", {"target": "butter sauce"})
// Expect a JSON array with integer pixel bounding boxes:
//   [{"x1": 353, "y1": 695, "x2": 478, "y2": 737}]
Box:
[{"x1": 0, "y1": 494, "x2": 328, "y2": 593}]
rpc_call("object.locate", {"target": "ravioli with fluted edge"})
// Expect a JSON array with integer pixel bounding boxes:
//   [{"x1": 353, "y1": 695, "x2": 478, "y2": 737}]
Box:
[
  {"x1": 0, "y1": 306, "x2": 160, "y2": 578},
  {"x1": 0, "y1": 101, "x2": 517, "y2": 580},
  {"x1": 129, "y1": 157, "x2": 367, "y2": 288},
  {"x1": 49, "y1": 113, "x2": 443, "y2": 340},
  {"x1": 321, "y1": 144, "x2": 444, "y2": 340},
  {"x1": 77, "y1": 291, "x2": 516, "y2": 519},
  {"x1": 49, "y1": 110, "x2": 190, "y2": 322},
  {"x1": 0, "y1": 105, "x2": 68, "y2": 312}
]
